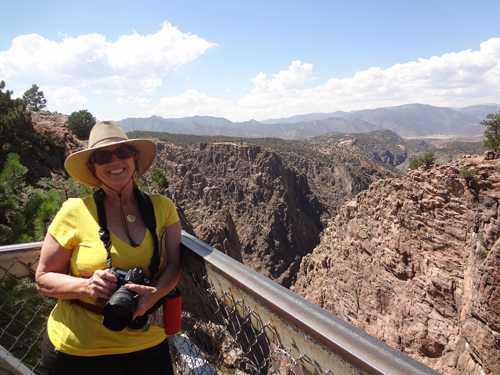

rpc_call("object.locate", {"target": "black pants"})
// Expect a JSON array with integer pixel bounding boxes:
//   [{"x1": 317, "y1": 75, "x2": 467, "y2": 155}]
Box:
[{"x1": 41, "y1": 330, "x2": 175, "y2": 375}]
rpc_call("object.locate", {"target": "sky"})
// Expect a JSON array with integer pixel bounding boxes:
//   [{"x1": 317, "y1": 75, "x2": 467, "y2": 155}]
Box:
[{"x1": 1, "y1": 0, "x2": 500, "y2": 123}]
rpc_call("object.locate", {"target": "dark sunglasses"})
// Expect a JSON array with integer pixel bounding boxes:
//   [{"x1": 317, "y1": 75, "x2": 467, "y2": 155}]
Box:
[{"x1": 90, "y1": 147, "x2": 135, "y2": 165}]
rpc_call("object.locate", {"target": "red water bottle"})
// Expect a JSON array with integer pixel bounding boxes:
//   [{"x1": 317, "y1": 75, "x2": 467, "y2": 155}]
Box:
[{"x1": 163, "y1": 287, "x2": 182, "y2": 335}]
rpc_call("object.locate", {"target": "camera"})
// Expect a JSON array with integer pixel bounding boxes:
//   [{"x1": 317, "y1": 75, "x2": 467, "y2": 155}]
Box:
[{"x1": 102, "y1": 267, "x2": 151, "y2": 331}]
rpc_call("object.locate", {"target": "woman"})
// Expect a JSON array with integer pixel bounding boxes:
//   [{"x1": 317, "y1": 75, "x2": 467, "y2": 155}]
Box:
[{"x1": 35, "y1": 120, "x2": 181, "y2": 375}]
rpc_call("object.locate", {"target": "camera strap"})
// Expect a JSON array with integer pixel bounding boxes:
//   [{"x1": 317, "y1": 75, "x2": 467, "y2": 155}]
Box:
[{"x1": 93, "y1": 187, "x2": 161, "y2": 281}]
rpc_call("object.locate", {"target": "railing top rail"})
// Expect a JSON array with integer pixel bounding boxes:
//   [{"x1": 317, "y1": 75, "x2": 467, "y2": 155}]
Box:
[{"x1": 0, "y1": 242, "x2": 43, "y2": 253}]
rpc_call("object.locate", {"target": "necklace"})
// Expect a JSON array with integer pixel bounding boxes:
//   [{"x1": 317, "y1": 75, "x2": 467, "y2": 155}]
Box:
[{"x1": 126, "y1": 214, "x2": 136, "y2": 223}]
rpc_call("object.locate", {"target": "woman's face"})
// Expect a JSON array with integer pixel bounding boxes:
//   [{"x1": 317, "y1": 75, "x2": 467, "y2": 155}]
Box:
[{"x1": 90, "y1": 144, "x2": 136, "y2": 190}]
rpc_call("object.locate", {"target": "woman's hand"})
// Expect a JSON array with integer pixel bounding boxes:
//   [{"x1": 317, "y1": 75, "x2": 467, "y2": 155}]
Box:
[
  {"x1": 124, "y1": 283, "x2": 160, "y2": 319},
  {"x1": 84, "y1": 269, "x2": 118, "y2": 306},
  {"x1": 36, "y1": 233, "x2": 118, "y2": 301}
]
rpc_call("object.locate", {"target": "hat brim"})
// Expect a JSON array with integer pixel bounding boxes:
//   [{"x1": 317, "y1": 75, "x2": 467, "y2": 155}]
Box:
[{"x1": 65, "y1": 139, "x2": 157, "y2": 188}]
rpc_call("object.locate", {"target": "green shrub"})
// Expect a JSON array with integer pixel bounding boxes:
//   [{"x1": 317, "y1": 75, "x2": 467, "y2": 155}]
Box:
[
  {"x1": 151, "y1": 169, "x2": 169, "y2": 190},
  {"x1": 68, "y1": 110, "x2": 96, "y2": 139},
  {"x1": 477, "y1": 250, "x2": 488, "y2": 260},
  {"x1": 460, "y1": 169, "x2": 478, "y2": 180}
]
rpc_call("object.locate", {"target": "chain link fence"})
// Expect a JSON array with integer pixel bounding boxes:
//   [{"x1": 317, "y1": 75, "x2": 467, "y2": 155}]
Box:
[{"x1": 0, "y1": 245, "x2": 334, "y2": 375}]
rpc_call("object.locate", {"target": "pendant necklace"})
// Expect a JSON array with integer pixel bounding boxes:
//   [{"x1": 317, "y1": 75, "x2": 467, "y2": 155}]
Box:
[{"x1": 126, "y1": 214, "x2": 136, "y2": 223}]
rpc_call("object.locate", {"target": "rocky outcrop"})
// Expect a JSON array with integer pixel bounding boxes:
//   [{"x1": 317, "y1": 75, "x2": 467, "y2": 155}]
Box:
[
  {"x1": 29, "y1": 111, "x2": 82, "y2": 182},
  {"x1": 291, "y1": 155, "x2": 500, "y2": 374},
  {"x1": 148, "y1": 141, "x2": 389, "y2": 287}
]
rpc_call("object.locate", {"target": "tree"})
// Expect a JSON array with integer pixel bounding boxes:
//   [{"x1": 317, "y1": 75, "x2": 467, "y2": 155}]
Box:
[
  {"x1": 0, "y1": 153, "x2": 73, "y2": 244},
  {"x1": 22, "y1": 84, "x2": 47, "y2": 111},
  {"x1": 68, "y1": 110, "x2": 96, "y2": 139},
  {"x1": 0, "y1": 81, "x2": 33, "y2": 161},
  {"x1": 421, "y1": 151, "x2": 435, "y2": 169},
  {"x1": 408, "y1": 151, "x2": 435, "y2": 170},
  {"x1": 151, "y1": 169, "x2": 169, "y2": 192},
  {"x1": 481, "y1": 111, "x2": 500, "y2": 152}
]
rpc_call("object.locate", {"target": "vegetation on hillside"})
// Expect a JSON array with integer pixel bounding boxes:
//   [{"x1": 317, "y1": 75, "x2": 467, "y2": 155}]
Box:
[
  {"x1": 0, "y1": 82, "x2": 94, "y2": 245},
  {"x1": 409, "y1": 151, "x2": 436, "y2": 170},
  {"x1": 481, "y1": 111, "x2": 500, "y2": 151},
  {"x1": 22, "y1": 84, "x2": 47, "y2": 112},
  {"x1": 68, "y1": 109, "x2": 96, "y2": 139},
  {"x1": 128, "y1": 130, "x2": 335, "y2": 164},
  {"x1": 0, "y1": 81, "x2": 44, "y2": 167}
]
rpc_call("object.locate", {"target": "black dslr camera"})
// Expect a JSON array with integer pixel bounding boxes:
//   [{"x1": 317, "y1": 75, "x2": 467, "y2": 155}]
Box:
[{"x1": 102, "y1": 267, "x2": 151, "y2": 331}]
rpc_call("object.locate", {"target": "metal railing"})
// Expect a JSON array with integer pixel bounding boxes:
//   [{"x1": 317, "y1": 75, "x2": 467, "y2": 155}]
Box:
[{"x1": 0, "y1": 233, "x2": 441, "y2": 375}]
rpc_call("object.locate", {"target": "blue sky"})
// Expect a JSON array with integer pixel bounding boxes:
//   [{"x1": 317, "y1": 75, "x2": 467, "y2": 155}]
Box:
[{"x1": 1, "y1": 0, "x2": 500, "y2": 122}]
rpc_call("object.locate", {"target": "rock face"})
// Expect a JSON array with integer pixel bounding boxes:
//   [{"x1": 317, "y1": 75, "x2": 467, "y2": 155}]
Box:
[
  {"x1": 148, "y1": 141, "x2": 388, "y2": 287},
  {"x1": 291, "y1": 155, "x2": 500, "y2": 374},
  {"x1": 29, "y1": 111, "x2": 82, "y2": 181}
]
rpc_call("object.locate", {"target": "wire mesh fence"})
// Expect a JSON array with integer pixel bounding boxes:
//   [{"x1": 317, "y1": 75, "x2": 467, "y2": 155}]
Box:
[{"x1": 0, "y1": 247, "x2": 333, "y2": 375}]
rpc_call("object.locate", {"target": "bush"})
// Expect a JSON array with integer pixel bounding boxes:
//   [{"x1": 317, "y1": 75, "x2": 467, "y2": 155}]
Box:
[
  {"x1": 477, "y1": 250, "x2": 488, "y2": 260},
  {"x1": 68, "y1": 110, "x2": 96, "y2": 139},
  {"x1": 421, "y1": 151, "x2": 435, "y2": 169},
  {"x1": 151, "y1": 169, "x2": 169, "y2": 190},
  {"x1": 409, "y1": 151, "x2": 435, "y2": 170},
  {"x1": 409, "y1": 158, "x2": 422, "y2": 170},
  {"x1": 460, "y1": 169, "x2": 478, "y2": 180}
]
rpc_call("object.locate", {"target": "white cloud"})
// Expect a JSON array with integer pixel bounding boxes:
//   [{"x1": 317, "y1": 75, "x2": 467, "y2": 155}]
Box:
[
  {"x1": 146, "y1": 38, "x2": 500, "y2": 122},
  {"x1": 250, "y1": 60, "x2": 316, "y2": 93},
  {"x1": 44, "y1": 87, "x2": 88, "y2": 106},
  {"x1": 150, "y1": 89, "x2": 235, "y2": 118},
  {"x1": 0, "y1": 22, "x2": 216, "y2": 95},
  {"x1": 116, "y1": 96, "x2": 153, "y2": 107},
  {"x1": 233, "y1": 38, "x2": 500, "y2": 120}
]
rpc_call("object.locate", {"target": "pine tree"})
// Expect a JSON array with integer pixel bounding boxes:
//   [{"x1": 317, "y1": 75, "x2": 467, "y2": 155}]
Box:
[
  {"x1": 22, "y1": 84, "x2": 47, "y2": 111},
  {"x1": 0, "y1": 81, "x2": 36, "y2": 166},
  {"x1": 481, "y1": 111, "x2": 500, "y2": 152}
]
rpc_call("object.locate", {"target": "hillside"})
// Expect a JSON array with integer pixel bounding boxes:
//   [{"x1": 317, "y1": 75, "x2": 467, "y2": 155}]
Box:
[
  {"x1": 144, "y1": 141, "x2": 389, "y2": 287},
  {"x1": 116, "y1": 103, "x2": 500, "y2": 139},
  {"x1": 291, "y1": 155, "x2": 500, "y2": 374}
]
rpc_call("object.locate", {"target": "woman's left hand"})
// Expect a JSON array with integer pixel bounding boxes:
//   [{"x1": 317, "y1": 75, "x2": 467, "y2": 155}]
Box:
[{"x1": 125, "y1": 283, "x2": 159, "y2": 319}]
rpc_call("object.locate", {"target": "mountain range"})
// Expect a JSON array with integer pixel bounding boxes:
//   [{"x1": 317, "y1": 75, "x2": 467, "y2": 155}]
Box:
[{"x1": 117, "y1": 103, "x2": 500, "y2": 139}]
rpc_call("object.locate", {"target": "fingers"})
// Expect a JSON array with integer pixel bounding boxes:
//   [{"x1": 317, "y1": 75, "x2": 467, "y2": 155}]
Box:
[
  {"x1": 84, "y1": 269, "x2": 118, "y2": 300},
  {"x1": 125, "y1": 284, "x2": 158, "y2": 319}
]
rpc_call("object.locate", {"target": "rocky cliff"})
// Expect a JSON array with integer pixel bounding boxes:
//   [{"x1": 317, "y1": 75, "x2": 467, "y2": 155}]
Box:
[
  {"x1": 147, "y1": 141, "x2": 388, "y2": 287},
  {"x1": 291, "y1": 155, "x2": 500, "y2": 374}
]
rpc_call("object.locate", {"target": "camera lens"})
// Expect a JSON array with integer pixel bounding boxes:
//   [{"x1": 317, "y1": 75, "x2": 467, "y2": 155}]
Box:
[{"x1": 102, "y1": 286, "x2": 137, "y2": 331}]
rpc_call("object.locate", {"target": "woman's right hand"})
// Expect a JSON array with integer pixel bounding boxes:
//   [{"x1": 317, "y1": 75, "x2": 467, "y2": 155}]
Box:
[
  {"x1": 36, "y1": 233, "x2": 118, "y2": 301},
  {"x1": 84, "y1": 269, "x2": 117, "y2": 302}
]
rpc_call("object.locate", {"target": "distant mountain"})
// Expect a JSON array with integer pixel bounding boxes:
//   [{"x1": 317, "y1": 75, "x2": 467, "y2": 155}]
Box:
[
  {"x1": 458, "y1": 104, "x2": 500, "y2": 119},
  {"x1": 261, "y1": 111, "x2": 350, "y2": 124},
  {"x1": 343, "y1": 104, "x2": 483, "y2": 137},
  {"x1": 118, "y1": 116, "x2": 380, "y2": 140},
  {"x1": 116, "y1": 103, "x2": 499, "y2": 139}
]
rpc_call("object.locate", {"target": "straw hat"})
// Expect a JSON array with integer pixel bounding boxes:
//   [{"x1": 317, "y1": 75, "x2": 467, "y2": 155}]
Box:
[{"x1": 65, "y1": 120, "x2": 157, "y2": 188}]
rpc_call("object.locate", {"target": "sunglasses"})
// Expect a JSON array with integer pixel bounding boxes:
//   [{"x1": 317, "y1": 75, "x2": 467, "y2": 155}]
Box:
[{"x1": 90, "y1": 147, "x2": 135, "y2": 165}]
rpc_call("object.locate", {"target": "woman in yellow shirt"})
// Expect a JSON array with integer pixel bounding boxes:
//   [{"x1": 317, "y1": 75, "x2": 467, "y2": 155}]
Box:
[{"x1": 36, "y1": 121, "x2": 181, "y2": 374}]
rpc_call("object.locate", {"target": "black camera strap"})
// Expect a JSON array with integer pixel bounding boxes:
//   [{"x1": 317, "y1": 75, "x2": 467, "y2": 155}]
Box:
[{"x1": 93, "y1": 187, "x2": 161, "y2": 281}]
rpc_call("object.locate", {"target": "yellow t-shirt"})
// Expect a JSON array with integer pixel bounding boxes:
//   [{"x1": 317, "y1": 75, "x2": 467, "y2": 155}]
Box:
[{"x1": 46, "y1": 193, "x2": 179, "y2": 357}]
